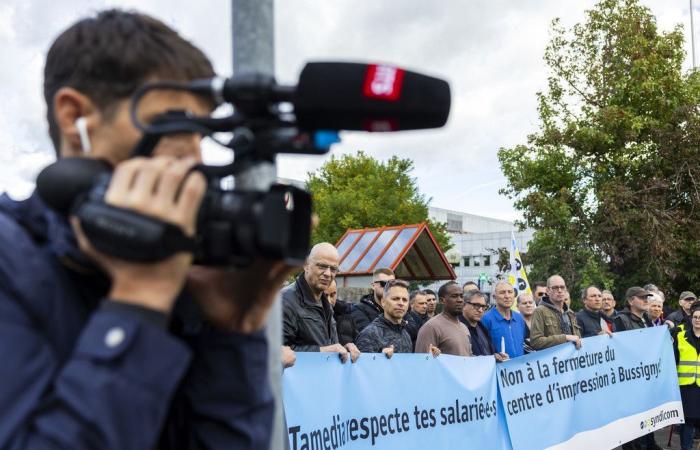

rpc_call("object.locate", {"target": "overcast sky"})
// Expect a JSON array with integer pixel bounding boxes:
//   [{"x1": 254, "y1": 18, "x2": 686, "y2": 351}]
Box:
[{"x1": 0, "y1": 0, "x2": 693, "y2": 221}]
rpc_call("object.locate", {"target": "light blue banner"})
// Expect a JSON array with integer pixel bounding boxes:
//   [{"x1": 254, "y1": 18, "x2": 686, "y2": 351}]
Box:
[
  {"x1": 283, "y1": 353, "x2": 512, "y2": 450},
  {"x1": 497, "y1": 327, "x2": 683, "y2": 450}
]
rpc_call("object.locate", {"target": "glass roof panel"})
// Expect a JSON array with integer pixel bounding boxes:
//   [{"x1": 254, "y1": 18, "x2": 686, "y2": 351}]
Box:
[
  {"x1": 339, "y1": 230, "x2": 378, "y2": 272},
  {"x1": 353, "y1": 229, "x2": 399, "y2": 273},
  {"x1": 336, "y1": 231, "x2": 361, "y2": 258},
  {"x1": 373, "y1": 226, "x2": 418, "y2": 269}
]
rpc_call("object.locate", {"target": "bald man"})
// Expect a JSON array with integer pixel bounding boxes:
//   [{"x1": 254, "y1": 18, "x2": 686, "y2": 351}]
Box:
[
  {"x1": 530, "y1": 275, "x2": 581, "y2": 350},
  {"x1": 282, "y1": 243, "x2": 360, "y2": 362}
]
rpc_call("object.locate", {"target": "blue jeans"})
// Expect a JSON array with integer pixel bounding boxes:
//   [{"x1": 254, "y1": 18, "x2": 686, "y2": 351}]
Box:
[{"x1": 679, "y1": 423, "x2": 696, "y2": 450}]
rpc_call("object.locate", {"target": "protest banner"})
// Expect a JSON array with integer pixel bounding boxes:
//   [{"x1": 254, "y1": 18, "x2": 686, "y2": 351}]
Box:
[
  {"x1": 282, "y1": 353, "x2": 512, "y2": 450},
  {"x1": 496, "y1": 326, "x2": 683, "y2": 450}
]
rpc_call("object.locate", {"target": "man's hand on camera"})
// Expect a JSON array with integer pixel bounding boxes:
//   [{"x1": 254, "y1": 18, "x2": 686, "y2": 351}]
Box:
[
  {"x1": 186, "y1": 259, "x2": 297, "y2": 334},
  {"x1": 72, "y1": 156, "x2": 205, "y2": 314}
]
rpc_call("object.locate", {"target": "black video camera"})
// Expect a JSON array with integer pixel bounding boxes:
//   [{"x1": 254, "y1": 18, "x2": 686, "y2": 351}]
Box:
[{"x1": 36, "y1": 62, "x2": 451, "y2": 266}]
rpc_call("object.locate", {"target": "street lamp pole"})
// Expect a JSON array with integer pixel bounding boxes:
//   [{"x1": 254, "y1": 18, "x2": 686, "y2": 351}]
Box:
[{"x1": 691, "y1": 0, "x2": 697, "y2": 69}]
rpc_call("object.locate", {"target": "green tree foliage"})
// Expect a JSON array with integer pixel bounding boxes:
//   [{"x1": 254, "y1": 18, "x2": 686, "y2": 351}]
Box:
[
  {"x1": 498, "y1": 0, "x2": 700, "y2": 303},
  {"x1": 307, "y1": 151, "x2": 452, "y2": 253}
]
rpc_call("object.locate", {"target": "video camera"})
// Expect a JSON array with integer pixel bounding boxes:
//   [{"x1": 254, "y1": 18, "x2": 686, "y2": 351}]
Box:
[{"x1": 36, "y1": 62, "x2": 451, "y2": 266}]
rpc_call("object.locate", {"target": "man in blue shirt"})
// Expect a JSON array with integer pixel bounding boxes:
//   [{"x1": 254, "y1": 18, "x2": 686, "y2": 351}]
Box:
[{"x1": 480, "y1": 281, "x2": 527, "y2": 358}]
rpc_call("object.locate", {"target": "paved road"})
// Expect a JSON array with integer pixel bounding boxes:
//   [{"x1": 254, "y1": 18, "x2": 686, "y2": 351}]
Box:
[{"x1": 611, "y1": 426, "x2": 697, "y2": 450}]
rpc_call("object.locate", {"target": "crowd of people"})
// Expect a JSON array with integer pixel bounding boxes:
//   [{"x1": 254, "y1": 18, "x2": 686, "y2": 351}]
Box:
[{"x1": 282, "y1": 242, "x2": 700, "y2": 450}]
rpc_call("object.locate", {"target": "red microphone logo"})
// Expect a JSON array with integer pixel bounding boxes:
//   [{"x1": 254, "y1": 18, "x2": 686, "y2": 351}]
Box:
[{"x1": 363, "y1": 65, "x2": 404, "y2": 101}]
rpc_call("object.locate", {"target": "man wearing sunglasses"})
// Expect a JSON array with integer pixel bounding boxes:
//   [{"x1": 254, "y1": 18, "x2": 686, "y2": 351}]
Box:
[
  {"x1": 282, "y1": 243, "x2": 360, "y2": 363},
  {"x1": 351, "y1": 267, "x2": 395, "y2": 333},
  {"x1": 532, "y1": 281, "x2": 547, "y2": 305}
]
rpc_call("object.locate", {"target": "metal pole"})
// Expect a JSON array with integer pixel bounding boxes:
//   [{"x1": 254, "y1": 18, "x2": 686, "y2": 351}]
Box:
[
  {"x1": 691, "y1": 0, "x2": 697, "y2": 69},
  {"x1": 230, "y1": 2, "x2": 283, "y2": 450}
]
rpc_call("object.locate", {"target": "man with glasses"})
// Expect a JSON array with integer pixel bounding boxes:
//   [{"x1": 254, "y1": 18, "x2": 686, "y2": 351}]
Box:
[
  {"x1": 613, "y1": 287, "x2": 653, "y2": 332},
  {"x1": 601, "y1": 290, "x2": 619, "y2": 321},
  {"x1": 530, "y1": 275, "x2": 582, "y2": 350},
  {"x1": 480, "y1": 281, "x2": 527, "y2": 358},
  {"x1": 460, "y1": 290, "x2": 509, "y2": 360},
  {"x1": 415, "y1": 281, "x2": 472, "y2": 356},
  {"x1": 282, "y1": 243, "x2": 360, "y2": 363},
  {"x1": 667, "y1": 291, "x2": 697, "y2": 327},
  {"x1": 351, "y1": 267, "x2": 395, "y2": 333}
]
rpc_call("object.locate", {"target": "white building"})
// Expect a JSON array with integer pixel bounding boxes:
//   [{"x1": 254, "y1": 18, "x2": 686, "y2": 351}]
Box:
[{"x1": 427, "y1": 206, "x2": 535, "y2": 299}]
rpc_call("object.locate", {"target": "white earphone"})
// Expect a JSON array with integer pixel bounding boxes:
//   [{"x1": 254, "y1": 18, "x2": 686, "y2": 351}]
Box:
[{"x1": 75, "y1": 117, "x2": 91, "y2": 154}]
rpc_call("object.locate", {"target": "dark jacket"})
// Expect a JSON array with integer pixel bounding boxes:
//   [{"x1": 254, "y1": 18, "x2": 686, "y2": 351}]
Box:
[
  {"x1": 602, "y1": 309, "x2": 619, "y2": 322},
  {"x1": 282, "y1": 274, "x2": 339, "y2": 351},
  {"x1": 333, "y1": 300, "x2": 358, "y2": 346},
  {"x1": 405, "y1": 310, "x2": 429, "y2": 348},
  {"x1": 459, "y1": 318, "x2": 495, "y2": 356},
  {"x1": 575, "y1": 308, "x2": 612, "y2": 338},
  {"x1": 351, "y1": 294, "x2": 383, "y2": 333},
  {"x1": 530, "y1": 297, "x2": 581, "y2": 350},
  {"x1": 613, "y1": 308, "x2": 651, "y2": 331},
  {"x1": 667, "y1": 309, "x2": 689, "y2": 327},
  {"x1": 0, "y1": 192, "x2": 272, "y2": 449},
  {"x1": 355, "y1": 316, "x2": 412, "y2": 354}
]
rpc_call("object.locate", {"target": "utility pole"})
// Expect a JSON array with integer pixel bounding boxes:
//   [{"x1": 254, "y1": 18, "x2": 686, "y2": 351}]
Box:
[{"x1": 231, "y1": 2, "x2": 284, "y2": 449}]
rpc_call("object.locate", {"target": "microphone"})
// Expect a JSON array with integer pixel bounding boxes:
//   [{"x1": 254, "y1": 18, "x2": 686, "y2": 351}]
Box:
[
  {"x1": 293, "y1": 62, "x2": 451, "y2": 132},
  {"x1": 36, "y1": 158, "x2": 112, "y2": 214},
  {"x1": 188, "y1": 62, "x2": 451, "y2": 132}
]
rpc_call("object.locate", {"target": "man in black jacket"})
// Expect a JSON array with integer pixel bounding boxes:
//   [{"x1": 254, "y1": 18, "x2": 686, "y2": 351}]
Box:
[
  {"x1": 282, "y1": 243, "x2": 360, "y2": 362},
  {"x1": 356, "y1": 280, "x2": 412, "y2": 357},
  {"x1": 460, "y1": 290, "x2": 508, "y2": 360},
  {"x1": 614, "y1": 287, "x2": 661, "y2": 450},
  {"x1": 575, "y1": 285, "x2": 613, "y2": 337},
  {"x1": 667, "y1": 291, "x2": 697, "y2": 327},
  {"x1": 614, "y1": 287, "x2": 653, "y2": 332},
  {"x1": 351, "y1": 267, "x2": 395, "y2": 332}
]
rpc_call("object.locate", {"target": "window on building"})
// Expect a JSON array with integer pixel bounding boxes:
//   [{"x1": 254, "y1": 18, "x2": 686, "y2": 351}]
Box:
[
  {"x1": 483, "y1": 255, "x2": 491, "y2": 266},
  {"x1": 446, "y1": 213, "x2": 463, "y2": 232},
  {"x1": 463, "y1": 256, "x2": 470, "y2": 267},
  {"x1": 473, "y1": 256, "x2": 480, "y2": 267}
]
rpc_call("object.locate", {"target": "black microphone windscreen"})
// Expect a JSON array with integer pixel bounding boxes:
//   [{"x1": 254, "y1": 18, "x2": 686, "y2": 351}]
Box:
[
  {"x1": 36, "y1": 158, "x2": 112, "y2": 214},
  {"x1": 294, "y1": 62, "x2": 450, "y2": 132}
]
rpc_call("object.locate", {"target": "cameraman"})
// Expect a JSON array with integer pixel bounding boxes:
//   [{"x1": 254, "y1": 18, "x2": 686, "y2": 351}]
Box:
[{"x1": 0, "y1": 10, "x2": 290, "y2": 449}]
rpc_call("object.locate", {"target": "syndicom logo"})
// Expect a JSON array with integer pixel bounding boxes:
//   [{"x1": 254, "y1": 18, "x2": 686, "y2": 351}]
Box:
[{"x1": 639, "y1": 410, "x2": 679, "y2": 429}]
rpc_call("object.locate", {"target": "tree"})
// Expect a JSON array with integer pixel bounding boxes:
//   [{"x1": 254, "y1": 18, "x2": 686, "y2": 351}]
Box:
[
  {"x1": 498, "y1": 0, "x2": 700, "y2": 303},
  {"x1": 307, "y1": 151, "x2": 452, "y2": 253}
]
